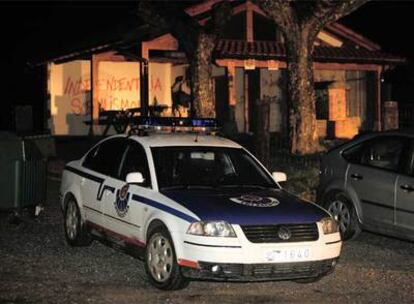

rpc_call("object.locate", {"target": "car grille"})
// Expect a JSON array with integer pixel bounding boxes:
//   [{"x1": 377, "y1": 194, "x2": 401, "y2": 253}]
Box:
[
  {"x1": 241, "y1": 223, "x2": 319, "y2": 243},
  {"x1": 188, "y1": 259, "x2": 336, "y2": 281}
]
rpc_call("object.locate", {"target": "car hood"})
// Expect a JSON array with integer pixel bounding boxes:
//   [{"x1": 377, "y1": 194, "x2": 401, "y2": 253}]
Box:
[{"x1": 161, "y1": 187, "x2": 328, "y2": 225}]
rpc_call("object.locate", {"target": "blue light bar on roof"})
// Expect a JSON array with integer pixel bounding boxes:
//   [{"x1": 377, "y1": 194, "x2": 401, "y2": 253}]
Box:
[{"x1": 130, "y1": 117, "x2": 219, "y2": 134}]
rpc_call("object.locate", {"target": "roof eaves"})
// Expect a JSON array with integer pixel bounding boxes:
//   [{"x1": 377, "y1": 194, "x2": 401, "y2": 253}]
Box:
[{"x1": 326, "y1": 22, "x2": 381, "y2": 51}]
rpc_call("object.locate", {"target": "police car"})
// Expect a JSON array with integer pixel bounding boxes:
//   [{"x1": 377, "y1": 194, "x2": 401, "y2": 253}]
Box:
[{"x1": 60, "y1": 118, "x2": 341, "y2": 290}]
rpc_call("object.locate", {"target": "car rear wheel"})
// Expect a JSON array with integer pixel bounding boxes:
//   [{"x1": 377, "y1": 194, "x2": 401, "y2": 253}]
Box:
[
  {"x1": 325, "y1": 193, "x2": 360, "y2": 240},
  {"x1": 145, "y1": 227, "x2": 189, "y2": 290},
  {"x1": 64, "y1": 197, "x2": 92, "y2": 246}
]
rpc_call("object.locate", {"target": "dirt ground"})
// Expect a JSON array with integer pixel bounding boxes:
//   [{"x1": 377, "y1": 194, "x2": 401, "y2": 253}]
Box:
[{"x1": 1, "y1": 178, "x2": 413, "y2": 304}]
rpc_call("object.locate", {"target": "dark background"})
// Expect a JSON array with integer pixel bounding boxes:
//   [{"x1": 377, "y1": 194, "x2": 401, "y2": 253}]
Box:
[{"x1": 0, "y1": 1, "x2": 413, "y2": 132}]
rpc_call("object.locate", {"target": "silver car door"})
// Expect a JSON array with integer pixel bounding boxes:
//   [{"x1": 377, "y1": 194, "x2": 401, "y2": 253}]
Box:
[
  {"x1": 346, "y1": 136, "x2": 406, "y2": 231},
  {"x1": 395, "y1": 140, "x2": 414, "y2": 237}
]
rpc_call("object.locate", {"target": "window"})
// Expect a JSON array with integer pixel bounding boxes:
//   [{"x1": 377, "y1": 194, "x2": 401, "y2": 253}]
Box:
[
  {"x1": 83, "y1": 138, "x2": 127, "y2": 177},
  {"x1": 360, "y1": 137, "x2": 405, "y2": 172},
  {"x1": 342, "y1": 143, "x2": 365, "y2": 164},
  {"x1": 119, "y1": 142, "x2": 151, "y2": 188},
  {"x1": 151, "y1": 147, "x2": 276, "y2": 190}
]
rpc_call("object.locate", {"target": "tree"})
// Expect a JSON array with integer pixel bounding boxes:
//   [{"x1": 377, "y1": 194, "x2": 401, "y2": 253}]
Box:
[
  {"x1": 256, "y1": 0, "x2": 369, "y2": 154},
  {"x1": 137, "y1": 1, "x2": 231, "y2": 118}
]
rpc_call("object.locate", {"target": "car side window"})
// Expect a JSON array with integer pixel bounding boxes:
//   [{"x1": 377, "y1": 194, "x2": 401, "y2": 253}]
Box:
[
  {"x1": 342, "y1": 143, "x2": 365, "y2": 164},
  {"x1": 83, "y1": 138, "x2": 127, "y2": 177},
  {"x1": 360, "y1": 137, "x2": 405, "y2": 172},
  {"x1": 119, "y1": 141, "x2": 151, "y2": 188}
]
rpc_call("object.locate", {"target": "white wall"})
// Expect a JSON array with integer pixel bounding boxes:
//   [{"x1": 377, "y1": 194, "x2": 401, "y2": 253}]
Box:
[{"x1": 49, "y1": 60, "x2": 91, "y2": 135}]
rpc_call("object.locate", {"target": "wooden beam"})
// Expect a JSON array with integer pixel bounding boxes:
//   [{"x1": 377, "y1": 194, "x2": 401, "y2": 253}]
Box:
[
  {"x1": 216, "y1": 59, "x2": 384, "y2": 72},
  {"x1": 185, "y1": 0, "x2": 224, "y2": 17},
  {"x1": 216, "y1": 59, "x2": 287, "y2": 69},
  {"x1": 244, "y1": 71, "x2": 249, "y2": 133},
  {"x1": 313, "y1": 62, "x2": 383, "y2": 71},
  {"x1": 246, "y1": 1, "x2": 254, "y2": 42},
  {"x1": 91, "y1": 54, "x2": 99, "y2": 134}
]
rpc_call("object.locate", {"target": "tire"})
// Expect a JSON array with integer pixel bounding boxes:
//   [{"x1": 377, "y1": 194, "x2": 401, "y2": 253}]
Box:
[
  {"x1": 64, "y1": 197, "x2": 92, "y2": 247},
  {"x1": 144, "y1": 227, "x2": 189, "y2": 290},
  {"x1": 324, "y1": 193, "x2": 361, "y2": 241}
]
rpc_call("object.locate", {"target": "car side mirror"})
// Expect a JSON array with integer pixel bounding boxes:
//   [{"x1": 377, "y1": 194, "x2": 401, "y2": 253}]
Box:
[
  {"x1": 126, "y1": 172, "x2": 145, "y2": 184},
  {"x1": 272, "y1": 171, "x2": 287, "y2": 183}
]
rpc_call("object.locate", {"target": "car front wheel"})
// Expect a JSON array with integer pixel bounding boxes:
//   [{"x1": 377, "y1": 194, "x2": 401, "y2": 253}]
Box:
[
  {"x1": 64, "y1": 197, "x2": 92, "y2": 246},
  {"x1": 325, "y1": 193, "x2": 361, "y2": 241},
  {"x1": 145, "y1": 227, "x2": 189, "y2": 290}
]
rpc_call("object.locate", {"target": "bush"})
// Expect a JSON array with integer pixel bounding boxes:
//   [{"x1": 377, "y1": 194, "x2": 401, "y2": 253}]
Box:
[{"x1": 270, "y1": 150, "x2": 321, "y2": 202}]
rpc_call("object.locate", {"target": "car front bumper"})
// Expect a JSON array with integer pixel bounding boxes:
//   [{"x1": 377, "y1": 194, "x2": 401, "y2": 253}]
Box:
[
  {"x1": 174, "y1": 223, "x2": 342, "y2": 282},
  {"x1": 181, "y1": 258, "x2": 338, "y2": 282}
]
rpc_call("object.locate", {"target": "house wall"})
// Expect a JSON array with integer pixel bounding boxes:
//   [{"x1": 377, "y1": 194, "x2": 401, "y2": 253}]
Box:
[
  {"x1": 48, "y1": 57, "x2": 182, "y2": 135},
  {"x1": 314, "y1": 69, "x2": 369, "y2": 138},
  {"x1": 230, "y1": 67, "x2": 371, "y2": 139},
  {"x1": 49, "y1": 60, "x2": 91, "y2": 135}
]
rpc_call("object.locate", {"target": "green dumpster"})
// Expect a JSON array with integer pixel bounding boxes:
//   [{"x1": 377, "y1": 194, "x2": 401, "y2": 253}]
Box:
[{"x1": 0, "y1": 132, "x2": 47, "y2": 211}]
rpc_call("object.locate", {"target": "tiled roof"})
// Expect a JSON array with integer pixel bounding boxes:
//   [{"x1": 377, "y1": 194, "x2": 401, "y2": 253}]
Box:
[{"x1": 215, "y1": 39, "x2": 405, "y2": 64}]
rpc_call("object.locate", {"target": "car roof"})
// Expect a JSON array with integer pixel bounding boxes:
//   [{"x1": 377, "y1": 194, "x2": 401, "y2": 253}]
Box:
[
  {"x1": 128, "y1": 133, "x2": 242, "y2": 149},
  {"x1": 329, "y1": 129, "x2": 414, "y2": 153}
]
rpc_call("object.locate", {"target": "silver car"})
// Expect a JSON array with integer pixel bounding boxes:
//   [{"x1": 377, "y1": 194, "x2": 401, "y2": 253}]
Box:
[{"x1": 317, "y1": 131, "x2": 414, "y2": 241}]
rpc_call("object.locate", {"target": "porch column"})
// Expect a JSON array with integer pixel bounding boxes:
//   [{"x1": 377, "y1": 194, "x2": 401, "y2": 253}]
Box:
[
  {"x1": 374, "y1": 67, "x2": 383, "y2": 131},
  {"x1": 228, "y1": 62, "x2": 236, "y2": 121},
  {"x1": 90, "y1": 54, "x2": 100, "y2": 135}
]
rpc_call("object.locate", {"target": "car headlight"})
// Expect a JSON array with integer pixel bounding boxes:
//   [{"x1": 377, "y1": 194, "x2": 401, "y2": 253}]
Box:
[
  {"x1": 320, "y1": 217, "x2": 339, "y2": 234},
  {"x1": 187, "y1": 221, "x2": 236, "y2": 237}
]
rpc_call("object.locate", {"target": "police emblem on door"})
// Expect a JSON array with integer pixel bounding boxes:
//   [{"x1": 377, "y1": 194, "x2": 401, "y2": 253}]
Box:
[{"x1": 114, "y1": 184, "x2": 130, "y2": 217}]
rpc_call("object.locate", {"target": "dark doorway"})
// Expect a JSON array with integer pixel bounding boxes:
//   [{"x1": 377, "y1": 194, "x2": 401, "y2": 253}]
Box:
[
  {"x1": 214, "y1": 74, "x2": 229, "y2": 126},
  {"x1": 247, "y1": 69, "x2": 260, "y2": 133}
]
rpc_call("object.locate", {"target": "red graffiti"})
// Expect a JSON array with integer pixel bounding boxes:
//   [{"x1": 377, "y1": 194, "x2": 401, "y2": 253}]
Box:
[
  {"x1": 98, "y1": 97, "x2": 139, "y2": 111},
  {"x1": 150, "y1": 75, "x2": 162, "y2": 92}
]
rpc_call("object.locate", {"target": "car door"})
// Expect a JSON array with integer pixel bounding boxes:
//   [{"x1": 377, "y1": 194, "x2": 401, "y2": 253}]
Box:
[
  {"x1": 395, "y1": 139, "x2": 414, "y2": 237},
  {"x1": 346, "y1": 136, "x2": 407, "y2": 231},
  {"x1": 102, "y1": 140, "x2": 152, "y2": 242},
  {"x1": 82, "y1": 137, "x2": 128, "y2": 230}
]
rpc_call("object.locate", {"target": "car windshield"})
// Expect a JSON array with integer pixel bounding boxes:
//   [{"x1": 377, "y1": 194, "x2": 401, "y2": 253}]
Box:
[{"x1": 151, "y1": 146, "x2": 277, "y2": 190}]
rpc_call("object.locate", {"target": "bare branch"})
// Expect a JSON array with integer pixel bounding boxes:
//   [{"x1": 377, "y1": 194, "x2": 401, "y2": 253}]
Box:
[
  {"x1": 309, "y1": 0, "x2": 369, "y2": 32},
  {"x1": 255, "y1": 0, "x2": 299, "y2": 34}
]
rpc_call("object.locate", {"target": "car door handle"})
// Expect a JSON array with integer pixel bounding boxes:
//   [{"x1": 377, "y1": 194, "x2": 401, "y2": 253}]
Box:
[
  {"x1": 400, "y1": 184, "x2": 414, "y2": 192},
  {"x1": 350, "y1": 173, "x2": 363, "y2": 180}
]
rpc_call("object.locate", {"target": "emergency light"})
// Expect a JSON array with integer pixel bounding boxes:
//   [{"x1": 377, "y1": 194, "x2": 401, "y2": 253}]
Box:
[{"x1": 128, "y1": 117, "x2": 219, "y2": 135}]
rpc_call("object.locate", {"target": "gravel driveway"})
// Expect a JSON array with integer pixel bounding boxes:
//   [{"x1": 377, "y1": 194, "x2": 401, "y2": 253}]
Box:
[{"x1": 1, "y1": 179, "x2": 413, "y2": 304}]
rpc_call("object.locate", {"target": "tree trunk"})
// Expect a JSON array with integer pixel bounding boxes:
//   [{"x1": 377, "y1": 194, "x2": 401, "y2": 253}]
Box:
[
  {"x1": 191, "y1": 33, "x2": 216, "y2": 118},
  {"x1": 285, "y1": 29, "x2": 321, "y2": 154}
]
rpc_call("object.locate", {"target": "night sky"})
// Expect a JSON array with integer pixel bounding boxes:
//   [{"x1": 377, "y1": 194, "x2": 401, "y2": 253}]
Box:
[{"x1": 0, "y1": 1, "x2": 413, "y2": 131}]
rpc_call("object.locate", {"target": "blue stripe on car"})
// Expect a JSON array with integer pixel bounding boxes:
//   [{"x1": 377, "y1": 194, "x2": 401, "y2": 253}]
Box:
[
  {"x1": 65, "y1": 166, "x2": 197, "y2": 223},
  {"x1": 131, "y1": 194, "x2": 198, "y2": 223}
]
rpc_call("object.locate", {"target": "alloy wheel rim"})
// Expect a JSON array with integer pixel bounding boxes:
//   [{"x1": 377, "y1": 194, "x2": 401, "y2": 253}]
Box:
[
  {"x1": 66, "y1": 201, "x2": 78, "y2": 240},
  {"x1": 328, "y1": 200, "x2": 351, "y2": 235},
  {"x1": 147, "y1": 234, "x2": 173, "y2": 282}
]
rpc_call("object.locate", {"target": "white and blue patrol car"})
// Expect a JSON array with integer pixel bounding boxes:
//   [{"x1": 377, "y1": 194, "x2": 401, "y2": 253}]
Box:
[{"x1": 60, "y1": 118, "x2": 342, "y2": 290}]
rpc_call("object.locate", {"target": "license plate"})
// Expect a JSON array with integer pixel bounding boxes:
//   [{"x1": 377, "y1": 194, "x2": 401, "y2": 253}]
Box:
[{"x1": 264, "y1": 248, "x2": 310, "y2": 262}]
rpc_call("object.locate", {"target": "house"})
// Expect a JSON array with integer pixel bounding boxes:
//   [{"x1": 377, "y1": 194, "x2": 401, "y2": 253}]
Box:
[{"x1": 41, "y1": 0, "x2": 405, "y2": 138}]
